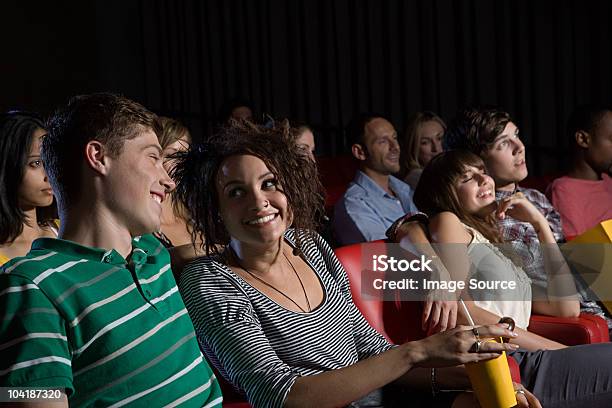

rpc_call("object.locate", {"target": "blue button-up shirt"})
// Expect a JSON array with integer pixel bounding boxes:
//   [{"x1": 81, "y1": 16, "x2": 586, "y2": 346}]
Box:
[{"x1": 333, "y1": 171, "x2": 418, "y2": 245}]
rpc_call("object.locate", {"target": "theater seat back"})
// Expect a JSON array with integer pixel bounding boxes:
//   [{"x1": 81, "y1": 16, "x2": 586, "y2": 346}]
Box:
[
  {"x1": 333, "y1": 241, "x2": 426, "y2": 343},
  {"x1": 334, "y1": 240, "x2": 522, "y2": 382}
]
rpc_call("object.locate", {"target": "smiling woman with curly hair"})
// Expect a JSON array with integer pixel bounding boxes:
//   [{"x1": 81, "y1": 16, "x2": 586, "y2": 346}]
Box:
[
  {"x1": 172, "y1": 119, "x2": 324, "y2": 256},
  {"x1": 171, "y1": 120, "x2": 526, "y2": 408}
]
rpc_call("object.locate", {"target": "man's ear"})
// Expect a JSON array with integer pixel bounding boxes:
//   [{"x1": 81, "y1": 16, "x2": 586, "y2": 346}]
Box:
[
  {"x1": 84, "y1": 140, "x2": 110, "y2": 175},
  {"x1": 351, "y1": 143, "x2": 367, "y2": 161},
  {"x1": 575, "y1": 130, "x2": 590, "y2": 149}
]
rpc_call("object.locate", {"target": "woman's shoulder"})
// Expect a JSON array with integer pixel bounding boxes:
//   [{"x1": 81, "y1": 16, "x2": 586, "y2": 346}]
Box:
[
  {"x1": 285, "y1": 228, "x2": 346, "y2": 281},
  {"x1": 180, "y1": 253, "x2": 240, "y2": 293},
  {"x1": 180, "y1": 255, "x2": 254, "y2": 303},
  {"x1": 428, "y1": 212, "x2": 472, "y2": 243},
  {"x1": 285, "y1": 228, "x2": 332, "y2": 256},
  {"x1": 429, "y1": 211, "x2": 463, "y2": 229}
]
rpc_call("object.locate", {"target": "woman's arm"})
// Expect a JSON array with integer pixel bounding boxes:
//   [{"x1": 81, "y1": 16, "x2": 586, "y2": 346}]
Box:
[
  {"x1": 497, "y1": 194, "x2": 580, "y2": 317},
  {"x1": 427, "y1": 211, "x2": 566, "y2": 351},
  {"x1": 395, "y1": 220, "x2": 458, "y2": 333},
  {"x1": 458, "y1": 300, "x2": 566, "y2": 351},
  {"x1": 286, "y1": 324, "x2": 519, "y2": 408}
]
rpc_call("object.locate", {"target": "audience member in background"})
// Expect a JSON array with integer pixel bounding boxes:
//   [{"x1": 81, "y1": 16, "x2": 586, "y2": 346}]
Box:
[
  {"x1": 548, "y1": 105, "x2": 612, "y2": 238},
  {"x1": 444, "y1": 107, "x2": 605, "y2": 303},
  {"x1": 172, "y1": 120, "x2": 535, "y2": 408},
  {"x1": 333, "y1": 114, "x2": 418, "y2": 245},
  {"x1": 413, "y1": 150, "x2": 579, "y2": 350},
  {"x1": 0, "y1": 111, "x2": 57, "y2": 264},
  {"x1": 0, "y1": 93, "x2": 222, "y2": 406},
  {"x1": 295, "y1": 123, "x2": 316, "y2": 162},
  {"x1": 155, "y1": 116, "x2": 193, "y2": 248},
  {"x1": 400, "y1": 149, "x2": 612, "y2": 407},
  {"x1": 399, "y1": 111, "x2": 446, "y2": 189},
  {"x1": 217, "y1": 98, "x2": 254, "y2": 125}
]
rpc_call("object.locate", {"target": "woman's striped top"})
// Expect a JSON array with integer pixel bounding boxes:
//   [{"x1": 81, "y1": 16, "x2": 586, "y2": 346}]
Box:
[{"x1": 180, "y1": 229, "x2": 394, "y2": 408}]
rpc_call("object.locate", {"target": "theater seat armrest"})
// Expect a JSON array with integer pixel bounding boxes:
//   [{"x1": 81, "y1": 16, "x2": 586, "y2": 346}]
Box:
[
  {"x1": 528, "y1": 313, "x2": 610, "y2": 345},
  {"x1": 507, "y1": 355, "x2": 521, "y2": 383}
]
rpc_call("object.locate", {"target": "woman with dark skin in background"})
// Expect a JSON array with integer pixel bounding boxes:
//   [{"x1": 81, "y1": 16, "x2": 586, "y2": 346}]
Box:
[{"x1": 0, "y1": 112, "x2": 57, "y2": 264}]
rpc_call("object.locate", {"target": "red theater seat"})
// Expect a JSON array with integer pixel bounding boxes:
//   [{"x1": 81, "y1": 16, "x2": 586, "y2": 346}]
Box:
[
  {"x1": 334, "y1": 241, "x2": 523, "y2": 381},
  {"x1": 333, "y1": 239, "x2": 606, "y2": 385},
  {"x1": 317, "y1": 155, "x2": 358, "y2": 190},
  {"x1": 317, "y1": 155, "x2": 358, "y2": 214},
  {"x1": 324, "y1": 184, "x2": 349, "y2": 216},
  {"x1": 334, "y1": 240, "x2": 609, "y2": 346},
  {"x1": 528, "y1": 313, "x2": 610, "y2": 345}
]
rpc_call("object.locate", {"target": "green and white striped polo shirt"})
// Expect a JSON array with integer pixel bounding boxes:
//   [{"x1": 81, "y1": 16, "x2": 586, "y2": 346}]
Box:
[{"x1": 0, "y1": 234, "x2": 222, "y2": 407}]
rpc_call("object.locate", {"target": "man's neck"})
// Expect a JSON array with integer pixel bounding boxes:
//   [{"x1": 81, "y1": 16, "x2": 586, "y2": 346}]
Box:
[
  {"x1": 496, "y1": 181, "x2": 517, "y2": 193},
  {"x1": 58, "y1": 202, "x2": 134, "y2": 259},
  {"x1": 160, "y1": 195, "x2": 179, "y2": 225},
  {"x1": 567, "y1": 159, "x2": 602, "y2": 181},
  {"x1": 361, "y1": 167, "x2": 394, "y2": 196}
]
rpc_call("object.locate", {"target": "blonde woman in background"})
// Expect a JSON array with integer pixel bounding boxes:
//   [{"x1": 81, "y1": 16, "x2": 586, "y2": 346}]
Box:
[
  {"x1": 155, "y1": 117, "x2": 193, "y2": 245},
  {"x1": 399, "y1": 111, "x2": 446, "y2": 189},
  {"x1": 295, "y1": 124, "x2": 316, "y2": 162}
]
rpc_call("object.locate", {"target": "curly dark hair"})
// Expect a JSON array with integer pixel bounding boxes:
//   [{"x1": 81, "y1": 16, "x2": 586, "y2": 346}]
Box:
[
  {"x1": 171, "y1": 119, "x2": 325, "y2": 256},
  {"x1": 445, "y1": 107, "x2": 512, "y2": 155}
]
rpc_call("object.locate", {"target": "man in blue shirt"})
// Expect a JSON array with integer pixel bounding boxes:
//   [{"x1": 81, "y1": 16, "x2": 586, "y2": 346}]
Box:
[{"x1": 333, "y1": 114, "x2": 418, "y2": 245}]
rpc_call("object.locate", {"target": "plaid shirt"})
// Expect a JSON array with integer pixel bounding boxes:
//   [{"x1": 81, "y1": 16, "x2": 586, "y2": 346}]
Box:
[
  {"x1": 495, "y1": 187, "x2": 565, "y2": 290},
  {"x1": 496, "y1": 186, "x2": 564, "y2": 290},
  {"x1": 497, "y1": 186, "x2": 612, "y2": 330}
]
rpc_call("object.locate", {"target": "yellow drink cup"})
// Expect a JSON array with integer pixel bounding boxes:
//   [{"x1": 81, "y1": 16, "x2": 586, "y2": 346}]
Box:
[{"x1": 464, "y1": 338, "x2": 517, "y2": 408}]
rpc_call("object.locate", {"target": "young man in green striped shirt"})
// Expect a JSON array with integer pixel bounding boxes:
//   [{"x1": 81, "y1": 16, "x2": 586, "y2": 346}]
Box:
[{"x1": 0, "y1": 94, "x2": 222, "y2": 407}]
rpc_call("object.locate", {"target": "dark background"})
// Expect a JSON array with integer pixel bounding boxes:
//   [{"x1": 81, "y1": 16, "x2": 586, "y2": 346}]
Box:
[{"x1": 3, "y1": 0, "x2": 612, "y2": 175}]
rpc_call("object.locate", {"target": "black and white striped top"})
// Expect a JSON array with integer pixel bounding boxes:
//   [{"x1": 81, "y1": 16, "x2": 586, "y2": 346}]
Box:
[{"x1": 179, "y1": 230, "x2": 394, "y2": 408}]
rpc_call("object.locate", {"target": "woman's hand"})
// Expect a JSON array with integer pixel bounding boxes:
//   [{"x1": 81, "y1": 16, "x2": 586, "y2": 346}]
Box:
[
  {"x1": 513, "y1": 382, "x2": 542, "y2": 408},
  {"x1": 495, "y1": 192, "x2": 547, "y2": 229},
  {"x1": 422, "y1": 297, "x2": 458, "y2": 334},
  {"x1": 409, "y1": 324, "x2": 519, "y2": 368}
]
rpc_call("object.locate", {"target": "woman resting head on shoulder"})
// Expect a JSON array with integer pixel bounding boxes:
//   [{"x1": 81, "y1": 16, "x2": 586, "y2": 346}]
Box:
[
  {"x1": 412, "y1": 150, "x2": 579, "y2": 351},
  {"x1": 399, "y1": 111, "x2": 446, "y2": 189},
  {"x1": 171, "y1": 120, "x2": 530, "y2": 408},
  {"x1": 0, "y1": 111, "x2": 57, "y2": 264}
]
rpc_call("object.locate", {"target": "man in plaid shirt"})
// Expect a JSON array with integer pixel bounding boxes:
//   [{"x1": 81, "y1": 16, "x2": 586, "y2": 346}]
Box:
[{"x1": 446, "y1": 107, "x2": 612, "y2": 331}]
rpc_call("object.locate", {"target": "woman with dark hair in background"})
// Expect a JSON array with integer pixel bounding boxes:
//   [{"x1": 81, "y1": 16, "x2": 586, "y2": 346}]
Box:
[
  {"x1": 171, "y1": 120, "x2": 533, "y2": 408},
  {"x1": 0, "y1": 111, "x2": 57, "y2": 264},
  {"x1": 399, "y1": 111, "x2": 446, "y2": 189}
]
